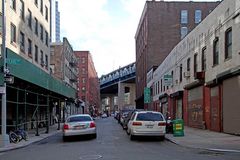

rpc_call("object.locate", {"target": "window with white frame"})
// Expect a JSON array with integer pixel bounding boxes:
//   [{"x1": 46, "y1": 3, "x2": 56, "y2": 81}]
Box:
[
  {"x1": 10, "y1": 23, "x2": 16, "y2": 43},
  {"x1": 181, "y1": 27, "x2": 188, "y2": 39},
  {"x1": 28, "y1": 9, "x2": 32, "y2": 29},
  {"x1": 28, "y1": 39, "x2": 32, "y2": 57},
  {"x1": 35, "y1": 45, "x2": 38, "y2": 62},
  {"x1": 195, "y1": 10, "x2": 202, "y2": 23},
  {"x1": 20, "y1": 31, "x2": 25, "y2": 52},
  {"x1": 225, "y1": 27, "x2": 232, "y2": 59},
  {"x1": 10, "y1": 0, "x2": 16, "y2": 11},
  {"x1": 181, "y1": 10, "x2": 188, "y2": 24},
  {"x1": 19, "y1": 0, "x2": 25, "y2": 20}
]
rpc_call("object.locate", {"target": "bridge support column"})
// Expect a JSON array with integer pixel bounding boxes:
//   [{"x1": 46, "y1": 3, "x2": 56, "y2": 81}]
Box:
[{"x1": 118, "y1": 82, "x2": 136, "y2": 110}]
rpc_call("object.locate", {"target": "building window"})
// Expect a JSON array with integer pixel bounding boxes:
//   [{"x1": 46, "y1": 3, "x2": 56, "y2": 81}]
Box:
[
  {"x1": 181, "y1": 10, "x2": 188, "y2": 24},
  {"x1": 28, "y1": 39, "x2": 32, "y2": 57},
  {"x1": 195, "y1": 10, "x2": 202, "y2": 24},
  {"x1": 35, "y1": 0, "x2": 38, "y2": 7},
  {"x1": 40, "y1": 50, "x2": 44, "y2": 66},
  {"x1": 40, "y1": 24, "x2": 43, "y2": 41},
  {"x1": 82, "y1": 78, "x2": 86, "y2": 83},
  {"x1": 19, "y1": 0, "x2": 25, "y2": 20},
  {"x1": 194, "y1": 54, "x2": 198, "y2": 75},
  {"x1": 181, "y1": 27, "x2": 188, "y2": 39},
  {"x1": 45, "y1": 31, "x2": 48, "y2": 46},
  {"x1": 34, "y1": 18, "x2": 38, "y2": 35},
  {"x1": 213, "y1": 37, "x2": 219, "y2": 65},
  {"x1": 10, "y1": 0, "x2": 16, "y2": 11},
  {"x1": 225, "y1": 27, "x2": 232, "y2": 59},
  {"x1": 28, "y1": 9, "x2": 32, "y2": 29},
  {"x1": 202, "y1": 47, "x2": 207, "y2": 71},
  {"x1": 0, "y1": 14, "x2": 2, "y2": 33},
  {"x1": 10, "y1": 23, "x2": 16, "y2": 43},
  {"x1": 82, "y1": 87, "x2": 86, "y2": 92},
  {"x1": 35, "y1": 45, "x2": 38, "y2": 62},
  {"x1": 82, "y1": 58, "x2": 86, "y2": 63},
  {"x1": 20, "y1": 31, "x2": 25, "y2": 52},
  {"x1": 160, "y1": 79, "x2": 162, "y2": 92},
  {"x1": 45, "y1": 55, "x2": 48, "y2": 69},
  {"x1": 179, "y1": 64, "x2": 183, "y2": 82},
  {"x1": 45, "y1": 6, "x2": 48, "y2": 21},
  {"x1": 187, "y1": 58, "x2": 191, "y2": 71},
  {"x1": 40, "y1": 0, "x2": 43, "y2": 14},
  {"x1": 82, "y1": 68, "x2": 86, "y2": 74}
]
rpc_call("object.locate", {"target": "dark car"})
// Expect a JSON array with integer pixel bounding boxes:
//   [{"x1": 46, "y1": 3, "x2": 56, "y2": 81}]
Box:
[{"x1": 122, "y1": 109, "x2": 144, "y2": 130}]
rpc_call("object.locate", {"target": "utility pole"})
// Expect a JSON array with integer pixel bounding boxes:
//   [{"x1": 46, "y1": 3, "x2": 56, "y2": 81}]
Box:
[{"x1": 1, "y1": 0, "x2": 9, "y2": 147}]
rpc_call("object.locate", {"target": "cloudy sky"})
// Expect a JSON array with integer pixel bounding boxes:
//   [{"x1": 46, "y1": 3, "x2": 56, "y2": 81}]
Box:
[{"x1": 58, "y1": 0, "x2": 218, "y2": 77}]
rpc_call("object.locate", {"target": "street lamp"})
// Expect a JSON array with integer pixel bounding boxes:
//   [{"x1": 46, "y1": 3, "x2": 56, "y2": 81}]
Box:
[{"x1": 1, "y1": 0, "x2": 9, "y2": 147}]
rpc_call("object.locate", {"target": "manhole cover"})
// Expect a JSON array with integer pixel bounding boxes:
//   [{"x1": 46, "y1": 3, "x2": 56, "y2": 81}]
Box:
[{"x1": 79, "y1": 155, "x2": 102, "y2": 160}]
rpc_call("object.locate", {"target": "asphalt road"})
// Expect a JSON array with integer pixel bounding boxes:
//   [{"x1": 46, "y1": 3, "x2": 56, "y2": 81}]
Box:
[{"x1": 0, "y1": 117, "x2": 240, "y2": 160}]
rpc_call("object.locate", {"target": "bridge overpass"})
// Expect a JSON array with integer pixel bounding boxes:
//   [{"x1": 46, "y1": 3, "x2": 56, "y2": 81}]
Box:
[{"x1": 99, "y1": 62, "x2": 136, "y2": 113}]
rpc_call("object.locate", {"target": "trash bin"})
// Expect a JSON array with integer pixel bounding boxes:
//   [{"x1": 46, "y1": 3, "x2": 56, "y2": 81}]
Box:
[{"x1": 172, "y1": 119, "x2": 184, "y2": 137}]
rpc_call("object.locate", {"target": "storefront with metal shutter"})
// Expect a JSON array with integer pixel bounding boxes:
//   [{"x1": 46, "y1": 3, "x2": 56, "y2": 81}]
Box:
[
  {"x1": 210, "y1": 86, "x2": 221, "y2": 132},
  {"x1": 222, "y1": 76, "x2": 240, "y2": 135},
  {"x1": 188, "y1": 86, "x2": 204, "y2": 129},
  {"x1": 170, "y1": 91, "x2": 183, "y2": 119}
]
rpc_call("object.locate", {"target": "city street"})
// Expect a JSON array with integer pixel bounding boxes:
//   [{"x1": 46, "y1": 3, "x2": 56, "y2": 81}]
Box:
[{"x1": 0, "y1": 117, "x2": 240, "y2": 160}]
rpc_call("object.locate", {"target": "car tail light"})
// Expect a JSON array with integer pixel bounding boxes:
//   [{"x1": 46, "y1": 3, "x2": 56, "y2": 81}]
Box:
[
  {"x1": 158, "y1": 122, "x2": 166, "y2": 126},
  {"x1": 132, "y1": 122, "x2": 142, "y2": 126},
  {"x1": 63, "y1": 124, "x2": 69, "y2": 130},
  {"x1": 90, "y1": 122, "x2": 96, "y2": 128}
]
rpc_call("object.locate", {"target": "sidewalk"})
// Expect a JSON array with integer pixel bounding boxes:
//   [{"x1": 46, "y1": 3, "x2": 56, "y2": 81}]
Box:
[
  {"x1": 165, "y1": 126, "x2": 240, "y2": 153},
  {"x1": 0, "y1": 124, "x2": 61, "y2": 153}
]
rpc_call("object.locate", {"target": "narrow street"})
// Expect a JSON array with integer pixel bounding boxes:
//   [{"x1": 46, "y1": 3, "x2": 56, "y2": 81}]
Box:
[{"x1": 0, "y1": 117, "x2": 239, "y2": 160}]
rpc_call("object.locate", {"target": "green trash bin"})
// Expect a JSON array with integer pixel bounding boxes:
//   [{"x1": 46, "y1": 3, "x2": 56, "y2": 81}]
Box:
[{"x1": 173, "y1": 119, "x2": 184, "y2": 137}]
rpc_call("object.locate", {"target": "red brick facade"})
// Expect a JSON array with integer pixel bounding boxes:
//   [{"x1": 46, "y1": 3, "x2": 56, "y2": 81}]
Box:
[
  {"x1": 135, "y1": 1, "x2": 220, "y2": 108},
  {"x1": 74, "y1": 51, "x2": 100, "y2": 115}
]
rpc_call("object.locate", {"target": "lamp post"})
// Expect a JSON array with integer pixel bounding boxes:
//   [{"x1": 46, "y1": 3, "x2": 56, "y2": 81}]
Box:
[{"x1": 1, "y1": 0, "x2": 9, "y2": 147}]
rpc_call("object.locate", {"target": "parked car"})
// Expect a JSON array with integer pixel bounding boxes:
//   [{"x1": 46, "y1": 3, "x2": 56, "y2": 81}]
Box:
[
  {"x1": 62, "y1": 114, "x2": 97, "y2": 141},
  {"x1": 101, "y1": 113, "x2": 108, "y2": 118},
  {"x1": 127, "y1": 111, "x2": 166, "y2": 140},
  {"x1": 120, "y1": 112, "x2": 129, "y2": 125},
  {"x1": 122, "y1": 109, "x2": 144, "y2": 130}
]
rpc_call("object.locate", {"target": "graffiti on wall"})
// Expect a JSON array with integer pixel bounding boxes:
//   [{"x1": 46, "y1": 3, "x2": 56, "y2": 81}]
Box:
[{"x1": 188, "y1": 101, "x2": 204, "y2": 129}]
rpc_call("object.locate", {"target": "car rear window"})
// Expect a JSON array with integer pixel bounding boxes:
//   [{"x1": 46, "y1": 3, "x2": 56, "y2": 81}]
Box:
[
  {"x1": 67, "y1": 116, "x2": 92, "y2": 122},
  {"x1": 136, "y1": 112, "x2": 164, "y2": 121}
]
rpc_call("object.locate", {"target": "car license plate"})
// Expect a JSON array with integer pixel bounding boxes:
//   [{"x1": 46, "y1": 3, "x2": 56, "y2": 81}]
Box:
[
  {"x1": 74, "y1": 125, "x2": 85, "y2": 130},
  {"x1": 146, "y1": 125, "x2": 153, "y2": 128}
]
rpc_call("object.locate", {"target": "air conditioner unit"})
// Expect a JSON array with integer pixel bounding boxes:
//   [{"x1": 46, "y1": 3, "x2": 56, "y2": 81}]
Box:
[{"x1": 184, "y1": 71, "x2": 190, "y2": 78}]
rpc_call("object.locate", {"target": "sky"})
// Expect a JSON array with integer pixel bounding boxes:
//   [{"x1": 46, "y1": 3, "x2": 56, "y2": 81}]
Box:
[{"x1": 58, "y1": 0, "x2": 219, "y2": 77}]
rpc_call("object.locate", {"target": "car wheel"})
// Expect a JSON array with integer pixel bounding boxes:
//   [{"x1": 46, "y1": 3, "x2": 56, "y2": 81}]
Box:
[
  {"x1": 159, "y1": 135, "x2": 165, "y2": 141},
  {"x1": 126, "y1": 128, "x2": 130, "y2": 135},
  {"x1": 92, "y1": 133, "x2": 97, "y2": 139},
  {"x1": 63, "y1": 136, "x2": 67, "y2": 142},
  {"x1": 130, "y1": 133, "x2": 135, "y2": 141}
]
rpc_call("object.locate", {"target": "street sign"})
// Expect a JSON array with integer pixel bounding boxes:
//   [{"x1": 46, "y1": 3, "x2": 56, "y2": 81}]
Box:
[
  {"x1": 6, "y1": 58, "x2": 21, "y2": 65},
  {"x1": 0, "y1": 87, "x2": 6, "y2": 94},
  {"x1": 144, "y1": 87, "x2": 151, "y2": 104},
  {"x1": 164, "y1": 74, "x2": 173, "y2": 86},
  {"x1": 4, "y1": 76, "x2": 14, "y2": 84}
]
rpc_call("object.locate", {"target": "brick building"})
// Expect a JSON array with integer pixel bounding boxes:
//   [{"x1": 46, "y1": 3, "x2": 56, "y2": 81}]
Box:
[
  {"x1": 74, "y1": 51, "x2": 100, "y2": 115},
  {"x1": 50, "y1": 37, "x2": 78, "y2": 118},
  {"x1": 135, "y1": 0, "x2": 220, "y2": 109},
  {"x1": 150, "y1": 0, "x2": 240, "y2": 134}
]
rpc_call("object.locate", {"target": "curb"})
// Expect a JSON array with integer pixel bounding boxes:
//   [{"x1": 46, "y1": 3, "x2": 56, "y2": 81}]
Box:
[
  {"x1": 0, "y1": 131, "x2": 61, "y2": 153},
  {"x1": 165, "y1": 136, "x2": 240, "y2": 153}
]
